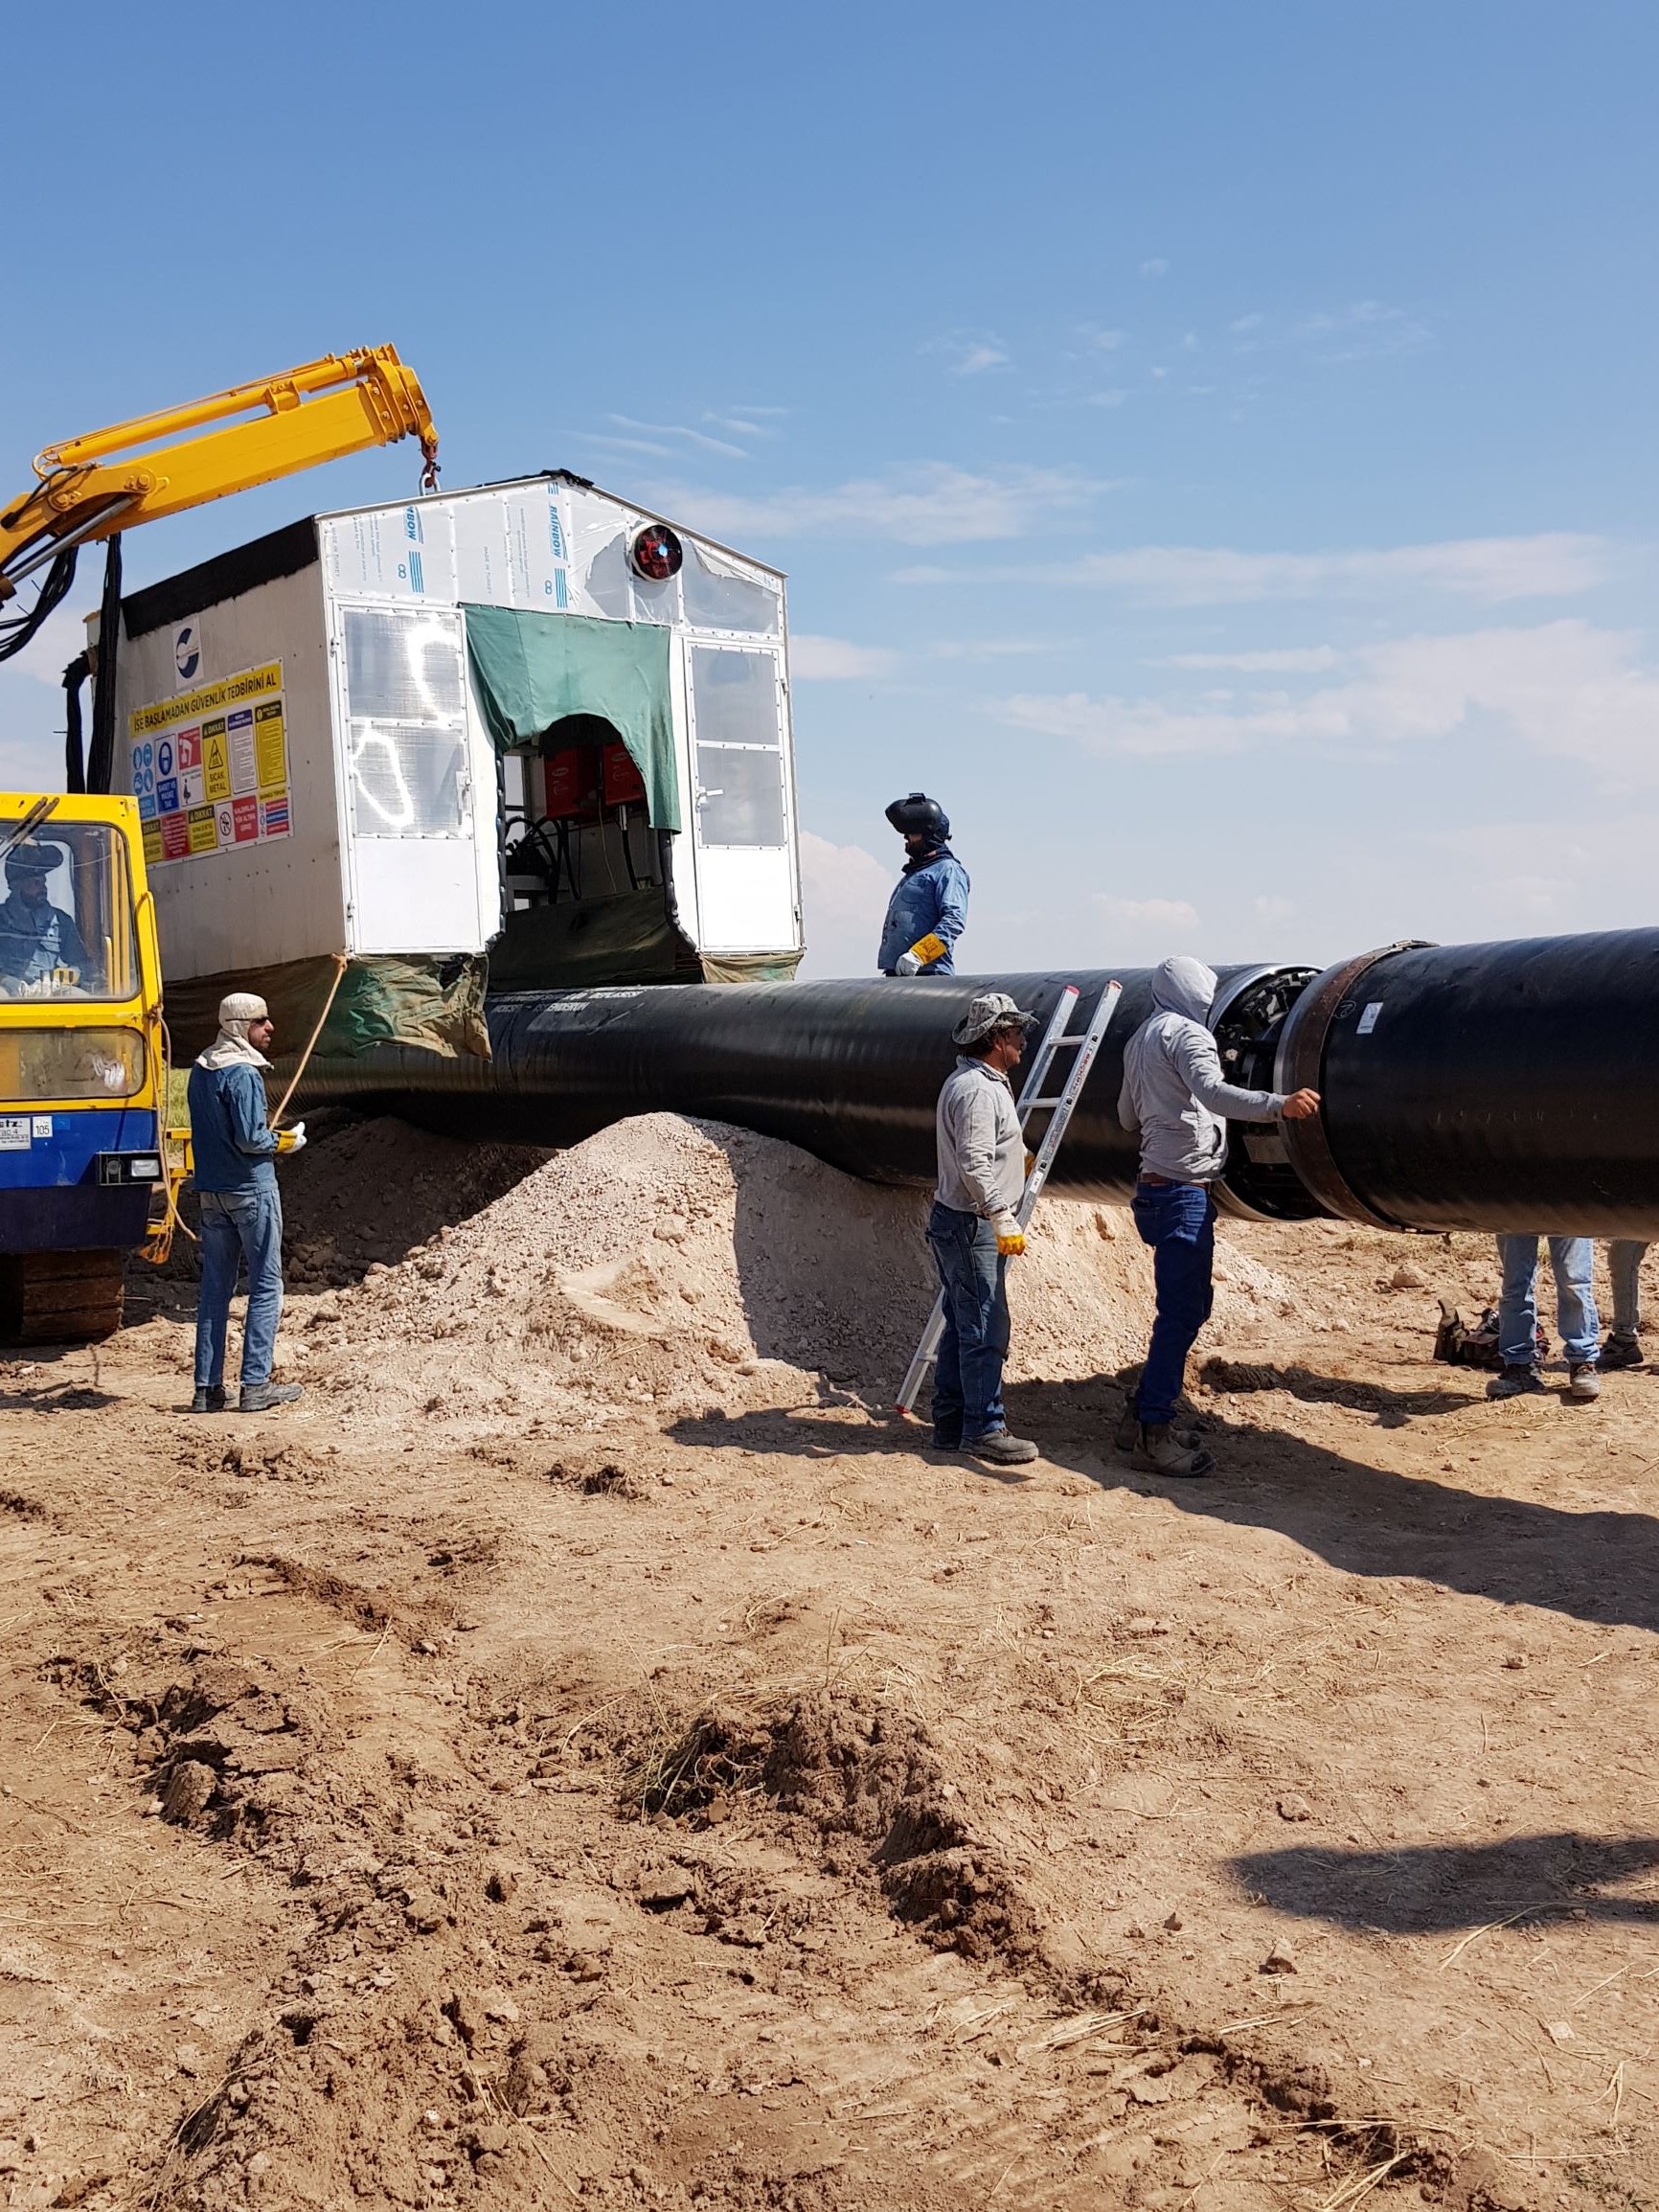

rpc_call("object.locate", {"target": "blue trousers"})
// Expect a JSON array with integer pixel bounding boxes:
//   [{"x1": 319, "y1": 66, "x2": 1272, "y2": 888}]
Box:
[
  {"x1": 927, "y1": 1202, "x2": 1010, "y2": 1443},
  {"x1": 1609, "y1": 1241, "x2": 1648, "y2": 1334},
  {"x1": 1131, "y1": 1181, "x2": 1216, "y2": 1426},
  {"x1": 195, "y1": 1186, "x2": 285, "y2": 1389},
  {"x1": 1496, "y1": 1235, "x2": 1599, "y2": 1369}
]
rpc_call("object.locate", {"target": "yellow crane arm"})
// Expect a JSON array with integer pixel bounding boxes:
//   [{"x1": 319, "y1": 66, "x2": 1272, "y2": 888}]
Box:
[{"x1": 0, "y1": 346, "x2": 439, "y2": 600}]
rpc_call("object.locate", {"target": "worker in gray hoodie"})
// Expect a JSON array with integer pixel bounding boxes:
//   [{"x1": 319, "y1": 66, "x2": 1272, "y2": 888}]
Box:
[{"x1": 1118, "y1": 957, "x2": 1320, "y2": 1476}]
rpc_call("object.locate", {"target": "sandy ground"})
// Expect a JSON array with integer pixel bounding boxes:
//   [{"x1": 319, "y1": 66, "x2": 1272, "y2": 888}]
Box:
[{"x1": 2, "y1": 1112, "x2": 1657, "y2": 2212}]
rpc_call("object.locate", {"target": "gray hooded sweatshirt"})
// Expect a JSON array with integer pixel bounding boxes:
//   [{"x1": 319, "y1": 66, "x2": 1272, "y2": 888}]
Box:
[{"x1": 1117, "y1": 957, "x2": 1286, "y2": 1184}]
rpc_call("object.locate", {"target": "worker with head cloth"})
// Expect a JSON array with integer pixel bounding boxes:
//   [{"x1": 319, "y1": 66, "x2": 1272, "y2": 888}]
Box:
[
  {"x1": 1117, "y1": 957, "x2": 1321, "y2": 1477},
  {"x1": 877, "y1": 792, "x2": 969, "y2": 975},
  {"x1": 0, "y1": 841, "x2": 94, "y2": 993},
  {"x1": 927, "y1": 991, "x2": 1043, "y2": 1468},
  {"x1": 187, "y1": 992, "x2": 308, "y2": 1415}
]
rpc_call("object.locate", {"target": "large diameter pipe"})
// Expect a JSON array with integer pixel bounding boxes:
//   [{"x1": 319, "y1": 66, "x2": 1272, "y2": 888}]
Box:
[
  {"x1": 292, "y1": 964, "x2": 1321, "y2": 1218},
  {"x1": 1278, "y1": 926, "x2": 1659, "y2": 1236}
]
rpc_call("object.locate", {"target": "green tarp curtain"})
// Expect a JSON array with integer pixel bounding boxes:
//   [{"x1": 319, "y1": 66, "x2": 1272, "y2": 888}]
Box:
[{"x1": 462, "y1": 604, "x2": 681, "y2": 834}]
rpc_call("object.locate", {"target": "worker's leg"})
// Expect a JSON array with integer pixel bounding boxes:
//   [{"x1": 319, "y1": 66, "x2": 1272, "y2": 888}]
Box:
[
  {"x1": 926, "y1": 1203, "x2": 968, "y2": 1446},
  {"x1": 1494, "y1": 1235, "x2": 1542, "y2": 1369},
  {"x1": 1547, "y1": 1237, "x2": 1600, "y2": 1366},
  {"x1": 193, "y1": 1194, "x2": 241, "y2": 1390},
  {"x1": 1609, "y1": 1242, "x2": 1648, "y2": 1335},
  {"x1": 1131, "y1": 1184, "x2": 1216, "y2": 1427},
  {"x1": 232, "y1": 1188, "x2": 286, "y2": 1390},
  {"x1": 926, "y1": 1203, "x2": 1008, "y2": 1443}
]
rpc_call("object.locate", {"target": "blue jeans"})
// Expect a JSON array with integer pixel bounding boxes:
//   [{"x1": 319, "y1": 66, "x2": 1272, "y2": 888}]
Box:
[
  {"x1": 195, "y1": 1187, "x2": 285, "y2": 1389},
  {"x1": 1496, "y1": 1235, "x2": 1599, "y2": 1369},
  {"x1": 1131, "y1": 1181, "x2": 1216, "y2": 1426},
  {"x1": 927, "y1": 1202, "x2": 1011, "y2": 1443},
  {"x1": 1609, "y1": 1241, "x2": 1648, "y2": 1334}
]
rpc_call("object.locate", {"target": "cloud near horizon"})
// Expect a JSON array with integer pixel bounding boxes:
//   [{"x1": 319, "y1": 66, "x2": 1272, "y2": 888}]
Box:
[
  {"x1": 1000, "y1": 620, "x2": 1659, "y2": 778},
  {"x1": 896, "y1": 533, "x2": 1610, "y2": 603},
  {"x1": 649, "y1": 464, "x2": 1104, "y2": 547}
]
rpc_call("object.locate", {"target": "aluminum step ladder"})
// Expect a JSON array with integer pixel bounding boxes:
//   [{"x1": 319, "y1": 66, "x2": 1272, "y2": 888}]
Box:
[{"x1": 895, "y1": 977, "x2": 1124, "y2": 1416}]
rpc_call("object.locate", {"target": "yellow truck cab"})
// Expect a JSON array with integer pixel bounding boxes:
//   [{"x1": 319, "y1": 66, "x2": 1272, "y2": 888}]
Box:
[{"x1": 0, "y1": 793, "x2": 165, "y2": 1339}]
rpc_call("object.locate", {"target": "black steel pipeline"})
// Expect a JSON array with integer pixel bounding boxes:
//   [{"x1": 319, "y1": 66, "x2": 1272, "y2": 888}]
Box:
[
  {"x1": 289, "y1": 924, "x2": 1659, "y2": 1237},
  {"x1": 292, "y1": 963, "x2": 1321, "y2": 1218},
  {"x1": 1277, "y1": 926, "x2": 1659, "y2": 1237}
]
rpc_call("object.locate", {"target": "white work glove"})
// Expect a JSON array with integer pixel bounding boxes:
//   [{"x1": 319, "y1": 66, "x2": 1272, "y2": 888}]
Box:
[
  {"x1": 275, "y1": 1120, "x2": 307, "y2": 1155},
  {"x1": 896, "y1": 932, "x2": 947, "y2": 977},
  {"x1": 989, "y1": 1207, "x2": 1026, "y2": 1258}
]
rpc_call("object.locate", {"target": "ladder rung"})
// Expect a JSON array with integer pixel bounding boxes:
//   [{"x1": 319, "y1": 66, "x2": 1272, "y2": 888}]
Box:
[{"x1": 1025, "y1": 1094, "x2": 1067, "y2": 1108}]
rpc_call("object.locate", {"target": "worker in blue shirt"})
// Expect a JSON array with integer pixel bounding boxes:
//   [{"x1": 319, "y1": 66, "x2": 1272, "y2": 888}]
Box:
[
  {"x1": 877, "y1": 792, "x2": 969, "y2": 975},
  {"x1": 187, "y1": 991, "x2": 307, "y2": 1415}
]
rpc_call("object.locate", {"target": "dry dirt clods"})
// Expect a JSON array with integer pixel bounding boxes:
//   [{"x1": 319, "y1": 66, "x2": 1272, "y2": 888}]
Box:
[{"x1": 1, "y1": 1109, "x2": 1655, "y2": 2210}]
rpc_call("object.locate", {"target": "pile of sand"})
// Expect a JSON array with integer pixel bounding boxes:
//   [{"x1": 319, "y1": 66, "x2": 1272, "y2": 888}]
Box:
[{"x1": 294, "y1": 1113, "x2": 1308, "y2": 1429}]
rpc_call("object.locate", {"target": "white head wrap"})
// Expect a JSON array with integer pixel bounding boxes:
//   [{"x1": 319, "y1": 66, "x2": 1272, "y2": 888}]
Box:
[{"x1": 196, "y1": 992, "x2": 271, "y2": 1072}]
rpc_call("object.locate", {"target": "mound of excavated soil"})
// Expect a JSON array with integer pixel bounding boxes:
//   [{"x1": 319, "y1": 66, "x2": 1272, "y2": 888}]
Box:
[{"x1": 295, "y1": 1112, "x2": 1308, "y2": 1427}]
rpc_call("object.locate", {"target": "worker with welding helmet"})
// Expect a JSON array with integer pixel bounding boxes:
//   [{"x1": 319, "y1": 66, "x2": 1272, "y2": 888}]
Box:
[
  {"x1": 878, "y1": 792, "x2": 969, "y2": 976},
  {"x1": 0, "y1": 842, "x2": 94, "y2": 993}
]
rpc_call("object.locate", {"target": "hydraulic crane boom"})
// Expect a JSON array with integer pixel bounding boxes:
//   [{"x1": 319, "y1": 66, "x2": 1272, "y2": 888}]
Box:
[{"x1": 0, "y1": 345, "x2": 439, "y2": 625}]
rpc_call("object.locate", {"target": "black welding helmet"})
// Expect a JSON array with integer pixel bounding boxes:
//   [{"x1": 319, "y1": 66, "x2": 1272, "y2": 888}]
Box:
[{"x1": 884, "y1": 791, "x2": 950, "y2": 842}]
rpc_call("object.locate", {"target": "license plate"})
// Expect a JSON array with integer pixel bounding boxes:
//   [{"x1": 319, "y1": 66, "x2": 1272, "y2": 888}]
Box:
[{"x1": 0, "y1": 1117, "x2": 29, "y2": 1152}]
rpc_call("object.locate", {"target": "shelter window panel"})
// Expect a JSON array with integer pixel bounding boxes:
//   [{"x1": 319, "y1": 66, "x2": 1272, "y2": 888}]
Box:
[
  {"x1": 689, "y1": 645, "x2": 788, "y2": 850},
  {"x1": 341, "y1": 606, "x2": 470, "y2": 839}
]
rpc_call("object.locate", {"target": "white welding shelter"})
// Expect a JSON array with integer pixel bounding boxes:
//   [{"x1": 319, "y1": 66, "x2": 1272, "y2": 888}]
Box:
[{"x1": 110, "y1": 473, "x2": 802, "y2": 1052}]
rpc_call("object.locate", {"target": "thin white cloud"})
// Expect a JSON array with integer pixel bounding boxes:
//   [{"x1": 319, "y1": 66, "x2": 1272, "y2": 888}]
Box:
[
  {"x1": 797, "y1": 830, "x2": 892, "y2": 979},
  {"x1": 1140, "y1": 258, "x2": 1169, "y2": 277},
  {"x1": 605, "y1": 414, "x2": 748, "y2": 460},
  {"x1": 926, "y1": 636, "x2": 1060, "y2": 662},
  {"x1": 790, "y1": 635, "x2": 897, "y2": 680},
  {"x1": 650, "y1": 464, "x2": 1103, "y2": 547},
  {"x1": 897, "y1": 533, "x2": 1609, "y2": 603},
  {"x1": 1086, "y1": 388, "x2": 1129, "y2": 409},
  {"x1": 1166, "y1": 647, "x2": 1341, "y2": 673},
  {"x1": 1226, "y1": 300, "x2": 1433, "y2": 363},
  {"x1": 703, "y1": 408, "x2": 786, "y2": 441},
  {"x1": 1002, "y1": 620, "x2": 1659, "y2": 780},
  {"x1": 1084, "y1": 326, "x2": 1127, "y2": 352},
  {"x1": 1094, "y1": 894, "x2": 1200, "y2": 932},
  {"x1": 927, "y1": 332, "x2": 1011, "y2": 377}
]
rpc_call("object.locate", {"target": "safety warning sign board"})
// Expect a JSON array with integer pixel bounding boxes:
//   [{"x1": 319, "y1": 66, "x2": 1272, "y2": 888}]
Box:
[{"x1": 128, "y1": 663, "x2": 292, "y2": 870}]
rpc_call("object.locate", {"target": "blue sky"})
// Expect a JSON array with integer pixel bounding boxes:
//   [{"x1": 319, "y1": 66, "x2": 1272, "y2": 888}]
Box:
[{"x1": 4, "y1": 1, "x2": 1656, "y2": 976}]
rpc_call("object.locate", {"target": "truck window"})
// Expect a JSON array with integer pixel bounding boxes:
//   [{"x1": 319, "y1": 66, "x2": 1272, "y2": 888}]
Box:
[{"x1": 0, "y1": 825, "x2": 138, "y2": 1003}]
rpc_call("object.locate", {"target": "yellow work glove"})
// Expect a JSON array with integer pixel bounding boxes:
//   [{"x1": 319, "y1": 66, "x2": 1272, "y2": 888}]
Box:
[
  {"x1": 895, "y1": 931, "x2": 948, "y2": 976},
  {"x1": 274, "y1": 1119, "x2": 308, "y2": 1155},
  {"x1": 990, "y1": 1207, "x2": 1026, "y2": 1258}
]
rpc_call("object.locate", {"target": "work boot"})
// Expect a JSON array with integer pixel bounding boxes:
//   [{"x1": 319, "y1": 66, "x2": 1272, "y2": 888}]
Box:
[
  {"x1": 1600, "y1": 1331, "x2": 1645, "y2": 1372},
  {"x1": 1567, "y1": 1363, "x2": 1602, "y2": 1402},
  {"x1": 965, "y1": 1427, "x2": 1039, "y2": 1467},
  {"x1": 1112, "y1": 1404, "x2": 1140, "y2": 1454},
  {"x1": 190, "y1": 1384, "x2": 227, "y2": 1414},
  {"x1": 927, "y1": 1428, "x2": 964, "y2": 1453},
  {"x1": 1133, "y1": 1424, "x2": 1213, "y2": 1479},
  {"x1": 239, "y1": 1382, "x2": 304, "y2": 1413},
  {"x1": 1487, "y1": 1365, "x2": 1547, "y2": 1400}
]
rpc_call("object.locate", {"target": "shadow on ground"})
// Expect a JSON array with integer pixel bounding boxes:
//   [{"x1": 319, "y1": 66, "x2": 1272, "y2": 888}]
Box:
[
  {"x1": 670, "y1": 1372, "x2": 1659, "y2": 1636},
  {"x1": 1232, "y1": 1833, "x2": 1659, "y2": 1931}
]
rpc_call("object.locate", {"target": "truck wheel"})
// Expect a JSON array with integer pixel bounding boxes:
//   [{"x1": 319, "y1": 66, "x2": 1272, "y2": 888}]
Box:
[{"x1": 0, "y1": 1250, "x2": 127, "y2": 1344}]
